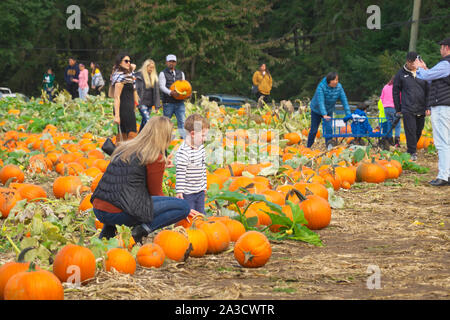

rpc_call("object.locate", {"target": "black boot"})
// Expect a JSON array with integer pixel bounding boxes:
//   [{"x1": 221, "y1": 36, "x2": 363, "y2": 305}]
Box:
[
  {"x1": 131, "y1": 224, "x2": 150, "y2": 244},
  {"x1": 99, "y1": 225, "x2": 117, "y2": 240}
]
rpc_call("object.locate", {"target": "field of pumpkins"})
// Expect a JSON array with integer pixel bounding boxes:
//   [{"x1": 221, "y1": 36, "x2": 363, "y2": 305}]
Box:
[{"x1": 0, "y1": 93, "x2": 448, "y2": 300}]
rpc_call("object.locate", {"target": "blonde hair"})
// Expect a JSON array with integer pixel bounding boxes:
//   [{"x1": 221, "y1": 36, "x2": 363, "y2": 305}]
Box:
[
  {"x1": 112, "y1": 116, "x2": 173, "y2": 165},
  {"x1": 138, "y1": 59, "x2": 158, "y2": 89}
]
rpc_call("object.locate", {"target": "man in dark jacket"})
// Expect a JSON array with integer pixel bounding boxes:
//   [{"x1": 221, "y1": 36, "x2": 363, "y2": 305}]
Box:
[
  {"x1": 64, "y1": 57, "x2": 80, "y2": 99},
  {"x1": 393, "y1": 52, "x2": 430, "y2": 161},
  {"x1": 416, "y1": 37, "x2": 450, "y2": 186}
]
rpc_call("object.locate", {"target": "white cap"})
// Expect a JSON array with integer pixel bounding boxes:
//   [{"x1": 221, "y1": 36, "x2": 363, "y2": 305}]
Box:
[{"x1": 166, "y1": 54, "x2": 177, "y2": 62}]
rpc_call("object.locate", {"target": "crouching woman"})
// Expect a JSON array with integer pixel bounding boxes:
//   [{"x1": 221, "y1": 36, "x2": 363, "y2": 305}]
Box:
[{"x1": 90, "y1": 116, "x2": 190, "y2": 243}]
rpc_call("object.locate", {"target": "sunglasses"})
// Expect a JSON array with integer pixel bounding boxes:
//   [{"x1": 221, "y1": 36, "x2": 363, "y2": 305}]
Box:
[{"x1": 123, "y1": 59, "x2": 131, "y2": 64}]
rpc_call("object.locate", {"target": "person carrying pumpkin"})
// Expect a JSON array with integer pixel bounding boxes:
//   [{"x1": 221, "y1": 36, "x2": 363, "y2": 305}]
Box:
[
  {"x1": 175, "y1": 114, "x2": 209, "y2": 214},
  {"x1": 90, "y1": 116, "x2": 193, "y2": 244},
  {"x1": 159, "y1": 54, "x2": 188, "y2": 139}
]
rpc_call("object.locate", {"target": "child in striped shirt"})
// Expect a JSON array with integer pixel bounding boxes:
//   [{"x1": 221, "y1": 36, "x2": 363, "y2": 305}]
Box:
[{"x1": 175, "y1": 114, "x2": 209, "y2": 214}]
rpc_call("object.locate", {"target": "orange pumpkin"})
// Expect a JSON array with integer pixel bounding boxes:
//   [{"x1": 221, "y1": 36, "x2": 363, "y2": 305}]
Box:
[
  {"x1": 186, "y1": 227, "x2": 209, "y2": 258},
  {"x1": 78, "y1": 194, "x2": 93, "y2": 213},
  {"x1": 4, "y1": 264, "x2": 64, "y2": 300},
  {"x1": 298, "y1": 194, "x2": 332, "y2": 230},
  {"x1": 105, "y1": 248, "x2": 136, "y2": 275},
  {"x1": 283, "y1": 132, "x2": 301, "y2": 145},
  {"x1": 234, "y1": 231, "x2": 271, "y2": 268},
  {"x1": 153, "y1": 230, "x2": 192, "y2": 261},
  {"x1": 0, "y1": 248, "x2": 39, "y2": 299},
  {"x1": 0, "y1": 164, "x2": 25, "y2": 185},
  {"x1": 221, "y1": 219, "x2": 246, "y2": 242},
  {"x1": 10, "y1": 183, "x2": 47, "y2": 202},
  {"x1": 0, "y1": 188, "x2": 23, "y2": 218},
  {"x1": 169, "y1": 80, "x2": 192, "y2": 100},
  {"x1": 198, "y1": 220, "x2": 231, "y2": 254},
  {"x1": 136, "y1": 243, "x2": 165, "y2": 268},
  {"x1": 53, "y1": 176, "x2": 83, "y2": 199},
  {"x1": 52, "y1": 244, "x2": 96, "y2": 284},
  {"x1": 356, "y1": 159, "x2": 387, "y2": 184}
]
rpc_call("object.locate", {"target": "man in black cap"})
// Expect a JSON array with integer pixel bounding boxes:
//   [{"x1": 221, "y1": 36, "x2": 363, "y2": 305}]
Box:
[
  {"x1": 416, "y1": 37, "x2": 450, "y2": 186},
  {"x1": 393, "y1": 51, "x2": 430, "y2": 162}
]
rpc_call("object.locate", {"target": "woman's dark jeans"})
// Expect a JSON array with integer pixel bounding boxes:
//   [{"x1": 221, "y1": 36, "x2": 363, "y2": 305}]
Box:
[
  {"x1": 307, "y1": 111, "x2": 333, "y2": 148},
  {"x1": 94, "y1": 196, "x2": 190, "y2": 239}
]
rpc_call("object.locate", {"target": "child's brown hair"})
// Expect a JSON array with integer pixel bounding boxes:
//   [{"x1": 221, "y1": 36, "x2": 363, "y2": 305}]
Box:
[{"x1": 184, "y1": 114, "x2": 210, "y2": 133}]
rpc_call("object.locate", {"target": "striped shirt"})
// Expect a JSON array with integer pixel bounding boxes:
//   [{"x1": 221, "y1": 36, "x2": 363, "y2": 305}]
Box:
[{"x1": 175, "y1": 141, "x2": 206, "y2": 194}]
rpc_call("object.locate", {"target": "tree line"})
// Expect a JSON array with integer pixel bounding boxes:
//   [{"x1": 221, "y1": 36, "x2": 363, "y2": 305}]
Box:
[{"x1": 1, "y1": 0, "x2": 449, "y2": 102}]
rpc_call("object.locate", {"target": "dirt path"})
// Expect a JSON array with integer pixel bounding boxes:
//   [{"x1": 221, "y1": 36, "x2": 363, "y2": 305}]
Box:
[{"x1": 61, "y1": 150, "x2": 449, "y2": 300}]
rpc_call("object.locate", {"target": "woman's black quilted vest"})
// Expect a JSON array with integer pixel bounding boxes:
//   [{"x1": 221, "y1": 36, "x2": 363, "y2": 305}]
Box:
[{"x1": 91, "y1": 155, "x2": 154, "y2": 223}]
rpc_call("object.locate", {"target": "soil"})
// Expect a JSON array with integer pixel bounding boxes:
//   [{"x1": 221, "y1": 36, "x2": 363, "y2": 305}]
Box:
[{"x1": 61, "y1": 148, "x2": 449, "y2": 300}]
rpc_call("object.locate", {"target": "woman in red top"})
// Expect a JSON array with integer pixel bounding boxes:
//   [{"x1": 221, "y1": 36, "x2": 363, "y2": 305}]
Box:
[{"x1": 92, "y1": 116, "x2": 191, "y2": 243}]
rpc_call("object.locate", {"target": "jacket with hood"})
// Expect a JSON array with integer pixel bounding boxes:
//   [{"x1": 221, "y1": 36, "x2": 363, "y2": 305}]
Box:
[
  {"x1": 310, "y1": 77, "x2": 351, "y2": 117},
  {"x1": 393, "y1": 65, "x2": 429, "y2": 115}
]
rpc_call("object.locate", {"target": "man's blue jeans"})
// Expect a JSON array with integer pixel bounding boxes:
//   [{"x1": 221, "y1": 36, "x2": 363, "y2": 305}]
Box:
[
  {"x1": 163, "y1": 102, "x2": 186, "y2": 139},
  {"x1": 93, "y1": 196, "x2": 190, "y2": 239},
  {"x1": 307, "y1": 111, "x2": 333, "y2": 148}
]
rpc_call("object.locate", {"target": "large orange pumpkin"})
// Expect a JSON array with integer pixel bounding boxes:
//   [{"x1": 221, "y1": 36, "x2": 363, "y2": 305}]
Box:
[
  {"x1": 356, "y1": 159, "x2": 387, "y2": 184},
  {"x1": 10, "y1": 183, "x2": 47, "y2": 202},
  {"x1": 186, "y1": 227, "x2": 209, "y2": 258},
  {"x1": 0, "y1": 164, "x2": 25, "y2": 185},
  {"x1": 52, "y1": 244, "x2": 96, "y2": 284},
  {"x1": 170, "y1": 80, "x2": 192, "y2": 100},
  {"x1": 105, "y1": 248, "x2": 136, "y2": 275},
  {"x1": 136, "y1": 243, "x2": 165, "y2": 268},
  {"x1": 299, "y1": 194, "x2": 332, "y2": 230},
  {"x1": 234, "y1": 231, "x2": 272, "y2": 268},
  {"x1": 4, "y1": 264, "x2": 64, "y2": 300},
  {"x1": 53, "y1": 176, "x2": 83, "y2": 199},
  {"x1": 0, "y1": 248, "x2": 38, "y2": 300},
  {"x1": 198, "y1": 220, "x2": 231, "y2": 254},
  {"x1": 153, "y1": 230, "x2": 192, "y2": 261}
]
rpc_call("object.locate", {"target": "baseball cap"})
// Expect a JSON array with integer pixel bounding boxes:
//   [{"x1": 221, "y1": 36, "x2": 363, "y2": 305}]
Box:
[
  {"x1": 439, "y1": 37, "x2": 450, "y2": 46},
  {"x1": 166, "y1": 54, "x2": 177, "y2": 62},
  {"x1": 406, "y1": 51, "x2": 419, "y2": 62}
]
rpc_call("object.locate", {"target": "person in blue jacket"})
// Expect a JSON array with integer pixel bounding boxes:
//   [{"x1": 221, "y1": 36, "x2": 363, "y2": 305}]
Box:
[
  {"x1": 307, "y1": 72, "x2": 352, "y2": 148},
  {"x1": 344, "y1": 102, "x2": 373, "y2": 145}
]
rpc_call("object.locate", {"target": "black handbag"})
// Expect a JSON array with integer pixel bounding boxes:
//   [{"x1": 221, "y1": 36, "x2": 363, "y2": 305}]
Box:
[{"x1": 101, "y1": 137, "x2": 116, "y2": 156}]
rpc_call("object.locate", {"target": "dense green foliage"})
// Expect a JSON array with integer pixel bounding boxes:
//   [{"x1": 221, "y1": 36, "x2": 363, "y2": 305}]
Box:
[{"x1": 1, "y1": 0, "x2": 449, "y2": 101}]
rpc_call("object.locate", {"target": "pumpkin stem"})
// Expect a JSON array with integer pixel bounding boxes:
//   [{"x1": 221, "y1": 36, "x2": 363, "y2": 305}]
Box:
[
  {"x1": 17, "y1": 246, "x2": 35, "y2": 263},
  {"x1": 243, "y1": 251, "x2": 254, "y2": 264},
  {"x1": 287, "y1": 188, "x2": 307, "y2": 202},
  {"x1": 227, "y1": 164, "x2": 235, "y2": 177},
  {"x1": 27, "y1": 261, "x2": 37, "y2": 272},
  {"x1": 182, "y1": 243, "x2": 193, "y2": 262}
]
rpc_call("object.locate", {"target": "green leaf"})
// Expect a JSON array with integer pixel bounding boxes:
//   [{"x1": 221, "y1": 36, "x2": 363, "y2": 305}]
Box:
[
  {"x1": 352, "y1": 147, "x2": 366, "y2": 163},
  {"x1": 246, "y1": 216, "x2": 259, "y2": 227}
]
